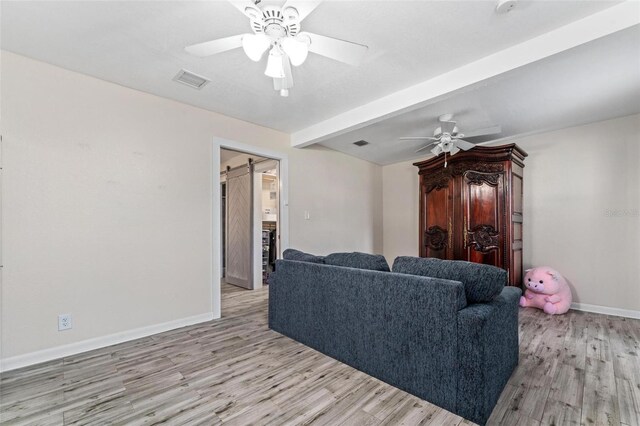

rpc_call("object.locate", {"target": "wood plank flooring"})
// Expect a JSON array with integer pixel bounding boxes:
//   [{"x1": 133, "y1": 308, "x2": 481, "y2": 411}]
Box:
[{"x1": 1, "y1": 283, "x2": 639, "y2": 425}]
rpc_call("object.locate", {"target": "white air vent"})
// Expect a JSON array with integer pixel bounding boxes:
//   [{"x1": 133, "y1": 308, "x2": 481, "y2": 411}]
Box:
[{"x1": 173, "y1": 69, "x2": 210, "y2": 89}]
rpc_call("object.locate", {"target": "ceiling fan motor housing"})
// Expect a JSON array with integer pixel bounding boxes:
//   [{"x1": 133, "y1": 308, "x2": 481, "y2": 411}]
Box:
[
  {"x1": 251, "y1": 6, "x2": 300, "y2": 39},
  {"x1": 433, "y1": 125, "x2": 460, "y2": 137}
]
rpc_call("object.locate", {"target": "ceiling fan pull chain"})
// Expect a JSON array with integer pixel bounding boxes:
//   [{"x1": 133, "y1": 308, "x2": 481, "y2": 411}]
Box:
[{"x1": 444, "y1": 151, "x2": 448, "y2": 168}]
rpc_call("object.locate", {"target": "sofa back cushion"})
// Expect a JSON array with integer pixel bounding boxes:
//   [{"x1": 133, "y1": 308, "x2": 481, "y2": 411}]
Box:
[
  {"x1": 392, "y1": 256, "x2": 506, "y2": 303},
  {"x1": 324, "y1": 252, "x2": 390, "y2": 272},
  {"x1": 283, "y1": 248, "x2": 325, "y2": 264}
]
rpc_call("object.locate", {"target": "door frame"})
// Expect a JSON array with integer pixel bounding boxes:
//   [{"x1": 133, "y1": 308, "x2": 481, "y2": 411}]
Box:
[
  {"x1": 212, "y1": 138, "x2": 289, "y2": 319},
  {"x1": 252, "y1": 159, "x2": 280, "y2": 291}
]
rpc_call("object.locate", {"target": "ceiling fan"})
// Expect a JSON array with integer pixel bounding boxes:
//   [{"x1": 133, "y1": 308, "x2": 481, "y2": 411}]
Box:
[
  {"x1": 400, "y1": 114, "x2": 502, "y2": 167},
  {"x1": 185, "y1": 0, "x2": 368, "y2": 97}
]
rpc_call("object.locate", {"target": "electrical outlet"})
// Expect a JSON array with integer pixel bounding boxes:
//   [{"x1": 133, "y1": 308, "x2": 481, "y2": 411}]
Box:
[{"x1": 58, "y1": 314, "x2": 72, "y2": 331}]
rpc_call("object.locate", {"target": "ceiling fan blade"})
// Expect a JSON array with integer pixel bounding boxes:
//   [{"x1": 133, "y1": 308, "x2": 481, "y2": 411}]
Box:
[
  {"x1": 229, "y1": 0, "x2": 262, "y2": 19},
  {"x1": 185, "y1": 34, "x2": 244, "y2": 57},
  {"x1": 449, "y1": 146, "x2": 461, "y2": 156},
  {"x1": 415, "y1": 144, "x2": 434, "y2": 153},
  {"x1": 399, "y1": 136, "x2": 439, "y2": 141},
  {"x1": 440, "y1": 120, "x2": 456, "y2": 135},
  {"x1": 301, "y1": 32, "x2": 368, "y2": 66},
  {"x1": 431, "y1": 145, "x2": 443, "y2": 156},
  {"x1": 454, "y1": 139, "x2": 476, "y2": 151},
  {"x1": 463, "y1": 125, "x2": 502, "y2": 139},
  {"x1": 282, "y1": 0, "x2": 321, "y2": 22}
]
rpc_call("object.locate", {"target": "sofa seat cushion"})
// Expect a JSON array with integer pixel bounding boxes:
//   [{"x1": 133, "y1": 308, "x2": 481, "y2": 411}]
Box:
[
  {"x1": 324, "y1": 252, "x2": 390, "y2": 272},
  {"x1": 392, "y1": 256, "x2": 506, "y2": 303},
  {"x1": 283, "y1": 248, "x2": 325, "y2": 264}
]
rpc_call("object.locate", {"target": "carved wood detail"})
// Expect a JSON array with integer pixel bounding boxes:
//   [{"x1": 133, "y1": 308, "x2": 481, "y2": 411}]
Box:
[
  {"x1": 425, "y1": 226, "x2": 448, "y2": 250},
  {"x1": 450, "y1": 161, "x2": 504, "y2": 176},
  {"x1": 424, "y1": 177, "x2": 450, "y2": 193},
  {"x1": 467, "y1": 225, "x2": 500, "y2": 253},
  {"x1": 423, "y1": 162, "x2": 504, "y2": 193},
  {"x1": 465, "y1": 171, "x2": 502, "y2": 187}
]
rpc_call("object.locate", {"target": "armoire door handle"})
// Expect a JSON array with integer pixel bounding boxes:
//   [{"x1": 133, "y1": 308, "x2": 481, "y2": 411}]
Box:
[{"x1": 464, "y1": 218, "x2": 468, "y2": 248}]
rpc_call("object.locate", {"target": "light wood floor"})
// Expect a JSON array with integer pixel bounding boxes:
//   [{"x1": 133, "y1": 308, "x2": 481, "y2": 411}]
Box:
[{"x1": 1, "y1": 283, "x2": 639, "y2": 425}]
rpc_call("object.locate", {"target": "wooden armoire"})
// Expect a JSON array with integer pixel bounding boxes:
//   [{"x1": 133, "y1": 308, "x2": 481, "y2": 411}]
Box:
[{"x1": 413, "y1": 144, "x2": 527, "y2": 286}]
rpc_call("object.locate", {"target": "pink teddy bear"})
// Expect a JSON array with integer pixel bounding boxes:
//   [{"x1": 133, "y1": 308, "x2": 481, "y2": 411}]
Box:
[{"x1": 519, "y1": 267, "x2": 572, "y2": 315}]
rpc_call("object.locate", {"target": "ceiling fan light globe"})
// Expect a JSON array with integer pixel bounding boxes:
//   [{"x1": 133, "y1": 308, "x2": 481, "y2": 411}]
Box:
[
  {"x1": 282, "y1": 6, "x2": 299, "y2": 21},
  {"x1": 281, "y1": 36, "x2": 309, "y2": 66},
  {"x1": 265, "y1": 47, "x2": 286, "y2": 78},
  {"x1": 242, "y1": 34, "x2": 270, "y2": 62}
]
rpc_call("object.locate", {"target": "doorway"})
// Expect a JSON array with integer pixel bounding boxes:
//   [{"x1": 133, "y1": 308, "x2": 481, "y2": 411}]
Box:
[
  {"x1": 211, "y1": 138, "x2": 289, "y2": 319},
  {"x1": 220, "y1": 148, "x2": 281, "y2": 294}
]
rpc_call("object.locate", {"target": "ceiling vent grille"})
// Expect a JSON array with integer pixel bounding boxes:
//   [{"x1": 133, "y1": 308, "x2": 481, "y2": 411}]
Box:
[
  {"x1": 173, "y1": 69, "x2": 210, "y2": 90},
  {"x1": 353, "y1": 140, "x2": 369, "y2": 147}
]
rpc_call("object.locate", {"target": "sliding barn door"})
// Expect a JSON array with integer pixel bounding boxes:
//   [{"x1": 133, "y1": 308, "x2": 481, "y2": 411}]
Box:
[{"x1": 225, "y1": 164, "x2": 253, "y2": 289}]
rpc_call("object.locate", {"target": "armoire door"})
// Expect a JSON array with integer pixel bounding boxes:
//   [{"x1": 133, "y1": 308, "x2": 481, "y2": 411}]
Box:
[
  {"x1": 461, "y1": 170, "x2": 505, "y2": 269},
  {"x1": 420, "y1": 177, "x2": 454, "y2": 259}
]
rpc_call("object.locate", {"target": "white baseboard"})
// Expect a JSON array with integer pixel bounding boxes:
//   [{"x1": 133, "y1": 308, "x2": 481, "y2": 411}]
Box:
[
  {"x1": 0, "y1": 312, "x2": 214, "y2": 372},
  {"x1": 571, "y1": 302, "x2": 640, "y2": 320}
]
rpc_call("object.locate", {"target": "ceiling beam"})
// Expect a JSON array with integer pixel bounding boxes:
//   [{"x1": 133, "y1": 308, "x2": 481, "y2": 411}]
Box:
[{"x1": 291, "y1": 2, "x2": 640, "y2": 148}]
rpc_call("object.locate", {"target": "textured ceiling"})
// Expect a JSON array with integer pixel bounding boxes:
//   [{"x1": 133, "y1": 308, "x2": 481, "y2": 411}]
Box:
[
  {"x1": 0, "y1": 0, "x2": 620, "y2": 134},
  {"x1": 319, "y1": 26, "x2": 640, "y2": 165}
]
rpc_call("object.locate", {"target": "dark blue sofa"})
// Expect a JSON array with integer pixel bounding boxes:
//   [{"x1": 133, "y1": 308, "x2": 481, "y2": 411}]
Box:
[{"x1": 268, "y1": 256, "x2": 521, "y2": 425}]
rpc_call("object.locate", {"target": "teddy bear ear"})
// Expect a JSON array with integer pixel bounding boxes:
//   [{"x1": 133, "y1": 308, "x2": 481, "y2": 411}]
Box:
[
  {"x1": 546, "y1": 271, "x2": 558, "y2": 280},
  {"x1": 525, "y1": 269, "x2": 533, "y2": 273}
]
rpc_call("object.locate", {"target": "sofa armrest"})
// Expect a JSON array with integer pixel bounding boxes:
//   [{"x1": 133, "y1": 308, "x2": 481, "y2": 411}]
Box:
[{"x1": 455, "y1": 286, "x2": 521, "y2": 425}]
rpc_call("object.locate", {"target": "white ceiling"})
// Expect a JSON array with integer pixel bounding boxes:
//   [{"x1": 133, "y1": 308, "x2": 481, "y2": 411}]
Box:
[
  {"x1": 2, "y1": 1, "x2": 638, "y2": 165},
  {"x1": 320, "y1": 26, "x2": 640, "y2": 165}
]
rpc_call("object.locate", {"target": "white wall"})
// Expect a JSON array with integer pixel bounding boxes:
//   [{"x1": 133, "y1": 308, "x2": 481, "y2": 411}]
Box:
[
  {"x1": 382, "y1": 114, "x2": 640, "y2": 312},
  {"x1": 288, "y1": 145, "x2": 383, "y2": 255},
  {"x1": 262, "y1": 176, "x2": 278, "y2": 214},
  {"x1": 1, "y1": 51, "x2": 383, "y2": 364},
  {"x1": 382, "y1": 160, "x2": 419, "y2": 265},
  {"x1": 217, "y1": 146, "x2": 383, "y2": 256}
]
